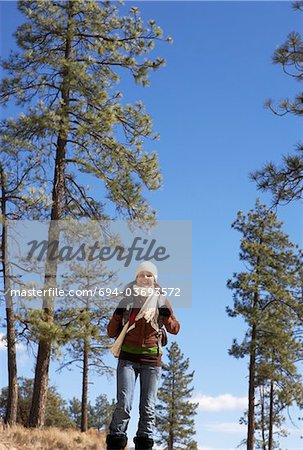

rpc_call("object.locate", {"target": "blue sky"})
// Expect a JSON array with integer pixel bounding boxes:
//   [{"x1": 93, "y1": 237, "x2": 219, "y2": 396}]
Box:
[{"x1": 1, "y1": 1, "x2": 303, "y2": 449}]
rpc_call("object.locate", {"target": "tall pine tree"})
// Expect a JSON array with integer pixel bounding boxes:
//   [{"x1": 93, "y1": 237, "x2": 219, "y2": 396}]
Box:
[
  {"x1": 0, "y1": 0, "x2": 169, "y2": 427},
  {"x1": 55, "y1": 221, "x2": 114, "y2": 432},
  {"x1": 227, "y1": 200, "x2": 303, "y2": 450},
  {"x1": 156, "y1": 342, "x2": 198, "y2": 450},
  {"x1": 0, "y1": 144, "x2": 50, "y2": 425}
]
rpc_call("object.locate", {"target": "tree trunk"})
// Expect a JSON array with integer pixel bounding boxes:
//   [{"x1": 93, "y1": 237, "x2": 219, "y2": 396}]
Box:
[
  {"x1": 5, "y1": 308, "x2": 18, "y2": 425},
  {"x1": 268, "y1": 379, "x2": 274, "y2": 450},
  {"x1": 1, "y1": 166, "x2": 18, "y2": 425},
  {"x1": 168, "y1": 428, "x2": 173, "y2": 450},
  {"x1": 28, "y1": 335, "x2": 52, "y2": 428},
  {"x1": 168, "y1": 367, "x2": 175, "y2": 450},
  {"x1": 247, "y1": 322, "x2": 256, "y2": 450},
  {"x1": 81, "y1": 335, "x2": 89, "y2": 432},
  {"x1": 260, "y1": 386, "x2": 267, "y2": 450},
  {"x1": 28, "y1": 1, "x2": 74, "y2": 428}
]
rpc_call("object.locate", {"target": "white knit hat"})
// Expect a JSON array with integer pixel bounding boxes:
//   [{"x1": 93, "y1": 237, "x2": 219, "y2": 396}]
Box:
[{"x1": 135, "y1": 261, "x2": 158, "y2": 281}]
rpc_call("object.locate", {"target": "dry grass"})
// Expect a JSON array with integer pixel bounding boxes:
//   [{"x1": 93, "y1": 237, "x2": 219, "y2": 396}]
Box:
[{"x1": 0, "y1": 424, "x2": 107, "y2": 450}]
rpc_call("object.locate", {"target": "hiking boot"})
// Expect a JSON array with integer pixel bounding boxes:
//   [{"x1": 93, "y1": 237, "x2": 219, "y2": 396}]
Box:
[
  {"x1": 106, "y1": 434, "x2": 127, "y2": 450},
  {"x1": 133, "y1": 436, "x2": 154, "y2": 450}
]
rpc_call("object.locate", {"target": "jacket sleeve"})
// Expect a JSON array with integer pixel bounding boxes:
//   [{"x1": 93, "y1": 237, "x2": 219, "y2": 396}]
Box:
[
  {"x1": 160, "y1": 299, "x2": 180, "y2": 335},
  {"x1": 107, "y1": 297, "x2": 129, "y2": 338},
  {"x1": 107, "y1": 312, "x2": 123, "y2": 338}
]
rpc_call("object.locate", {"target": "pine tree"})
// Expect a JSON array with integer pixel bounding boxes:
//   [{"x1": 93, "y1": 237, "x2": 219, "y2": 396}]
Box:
[
  {"x1": 67, "y1": 397, "x2": 82, "y2": 428},
  {"x1": 0, "y1": 378, "x2": 74, "y2": 428},
  {"x1": 156, "y1": 342, "x2": 198, "y2": 450},
  {"x1": 56, "y1": 297, "x2": 112, "y2": 432},
  {"x1": 0, "y1": 144, "x2": 49, "y2": 425},
  {"x1": 253, "y1": 302, "x2": 303, "y2": 449},
  {"x1": 90, "y1": 394, "x2": 115, "y2": 431},
  {"x1": 227, "y1": 200, "x2": 303, "y2": 450},
  {"x1": 1, "y1": 0, "x2": 169, "y2": 427},
  {"x1": 67, "y1": 394, "x2": 115, "y2": 430},
  {"x1": 251, "y1": 3, "x2": 303, "y2": 205},
  {"x1": 55, "y1": 221, "x2": 114, "y2": 432}
]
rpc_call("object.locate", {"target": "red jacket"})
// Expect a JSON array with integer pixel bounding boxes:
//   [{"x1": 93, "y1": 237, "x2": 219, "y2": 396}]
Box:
[{"x1": 107, "y1": 295, "x2": 180, "y2": 349}]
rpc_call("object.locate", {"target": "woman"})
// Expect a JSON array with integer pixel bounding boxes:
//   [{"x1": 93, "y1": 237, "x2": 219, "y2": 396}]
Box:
[{"x1": 106, "y1": 261, "x2": 180, "y2": 450}]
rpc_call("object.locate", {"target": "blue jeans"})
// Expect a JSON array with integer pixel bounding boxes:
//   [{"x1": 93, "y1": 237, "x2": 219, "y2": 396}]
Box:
[{"x1": 109, "y1": 359, "x2": 161, "y2": 439}]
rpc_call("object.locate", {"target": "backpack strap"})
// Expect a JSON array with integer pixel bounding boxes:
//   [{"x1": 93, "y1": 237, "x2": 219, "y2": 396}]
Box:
[
  {"x1": 122, "y1": 299, "x2": 133, "y2": 326},
  {"x1": 156, "y1": 296, "x2": 169, "y2": 352}
]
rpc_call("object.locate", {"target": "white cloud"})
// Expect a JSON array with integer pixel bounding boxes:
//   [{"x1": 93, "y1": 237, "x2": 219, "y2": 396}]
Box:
[
  {"x1": 194, "y1": 393, "x2": 247, "y2": 412},
  {"x1": 203, "y1": 422, "x2": 246, "y2": 434}
]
